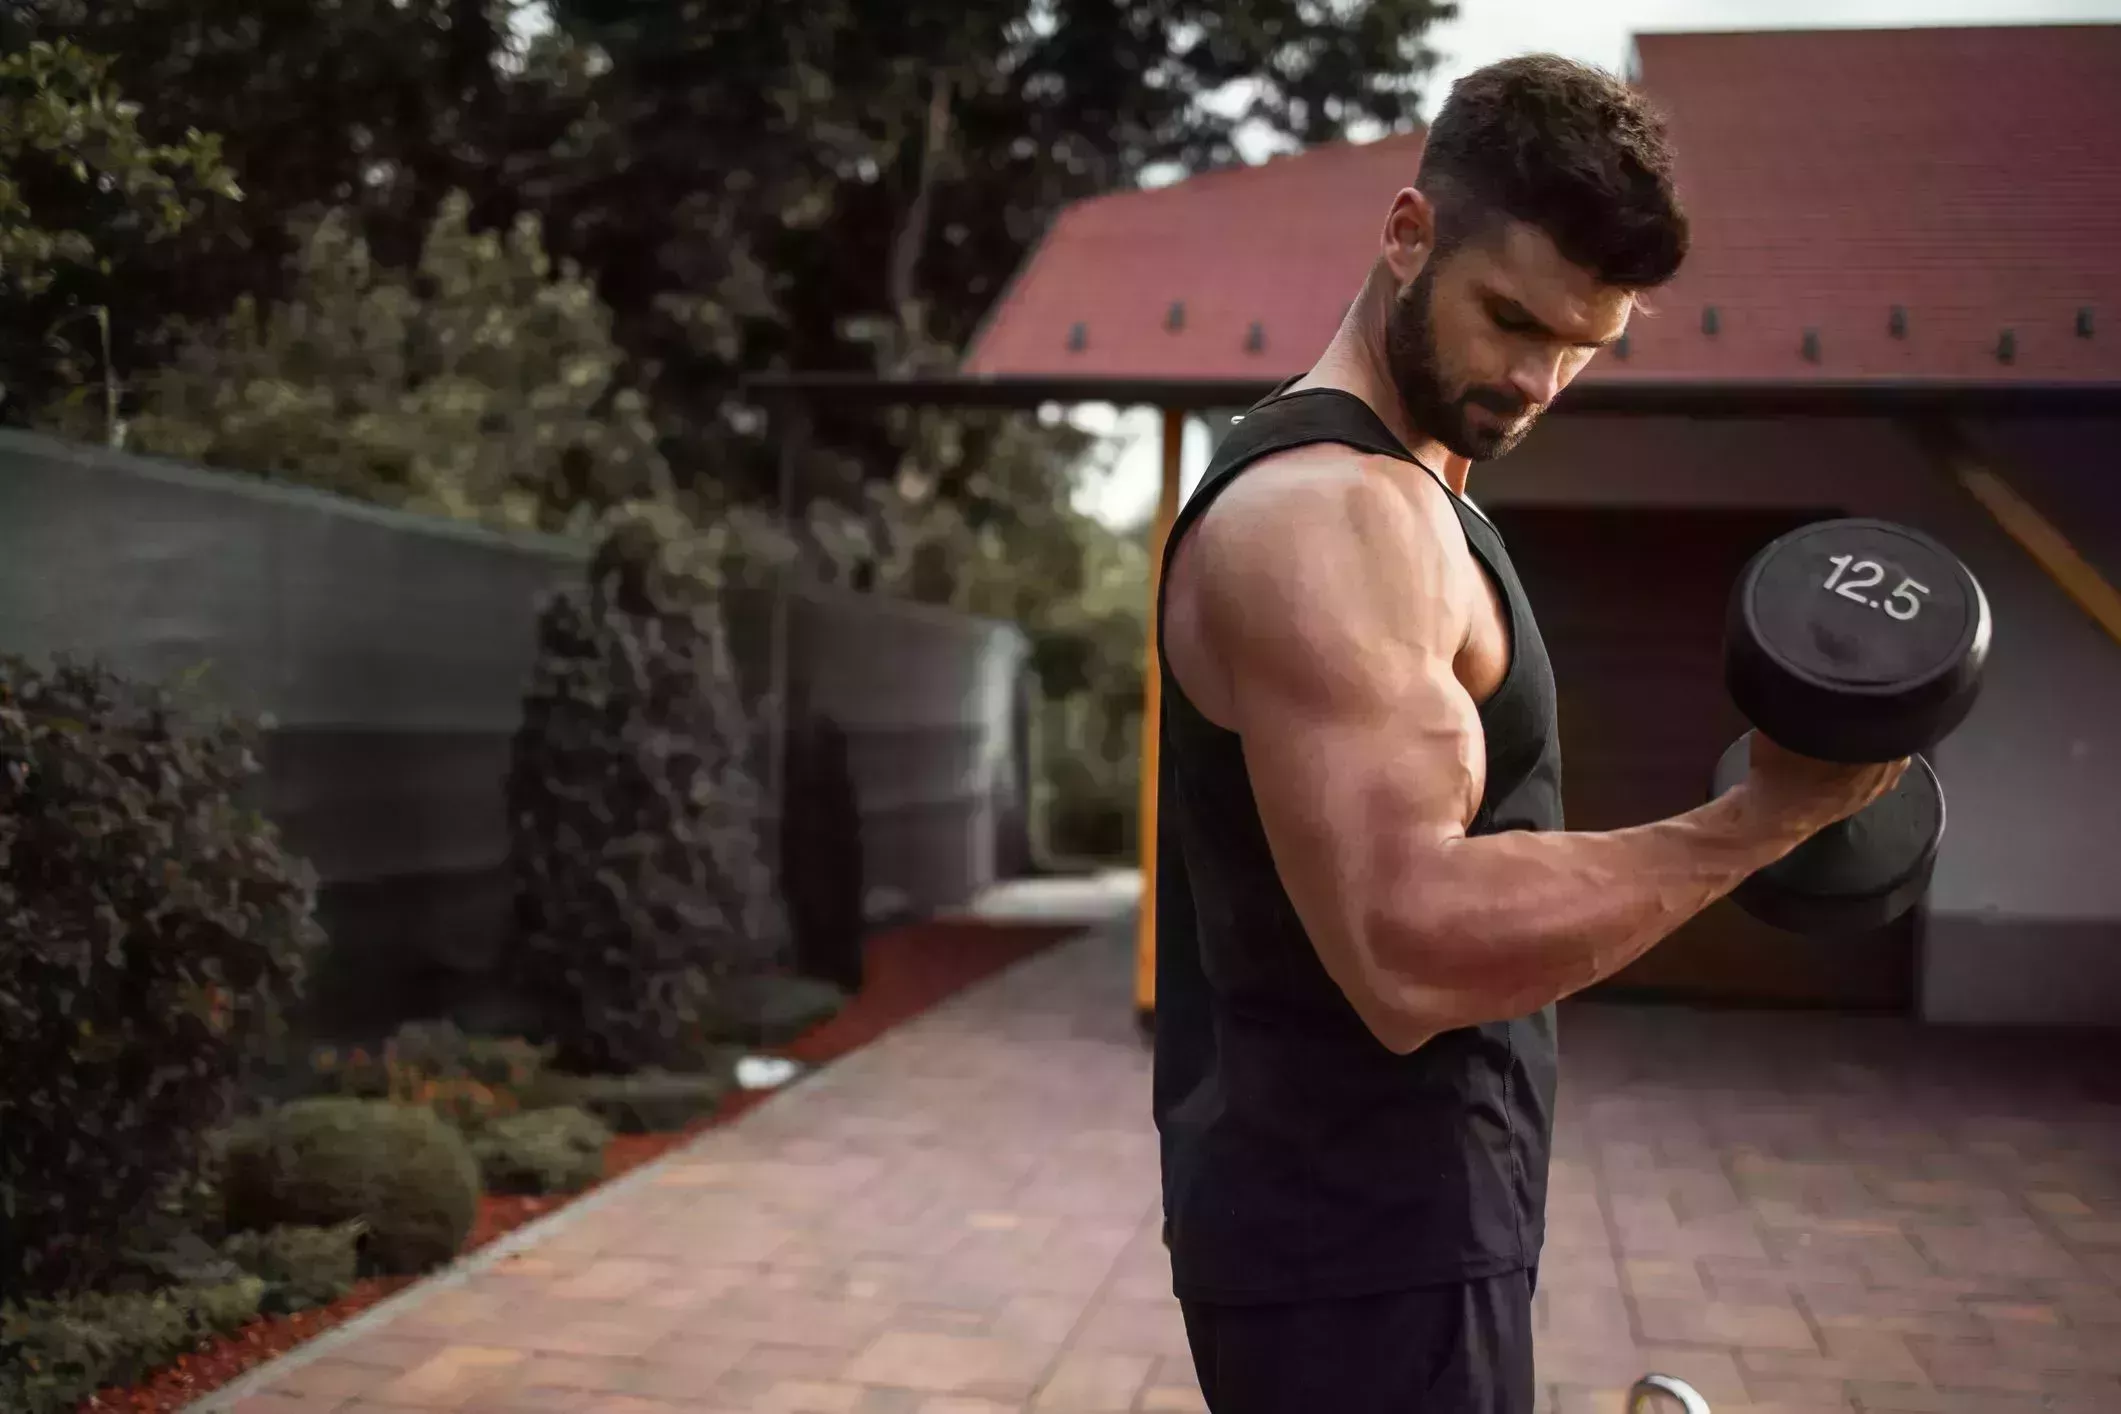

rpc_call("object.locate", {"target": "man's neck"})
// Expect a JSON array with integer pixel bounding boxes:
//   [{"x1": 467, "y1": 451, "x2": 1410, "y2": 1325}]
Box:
[{"x1": 1283, "y1": 269, "x2": 1472, "y2": 497}]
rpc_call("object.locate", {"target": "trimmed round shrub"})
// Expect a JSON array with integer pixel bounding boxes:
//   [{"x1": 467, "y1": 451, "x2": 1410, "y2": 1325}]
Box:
[
  {"x1": 506, "y1": 508, "x2": 789, "y2": 1073},
  {"x1": 471, "y1": 1107, "x2": 611, "y2": 1195},
  {"x1": 0, "y1": 655, "x2": 324, "y2": 1299},
  {"x1": 222, "y1": 1098, "x2": 479, "y2": 1276}
]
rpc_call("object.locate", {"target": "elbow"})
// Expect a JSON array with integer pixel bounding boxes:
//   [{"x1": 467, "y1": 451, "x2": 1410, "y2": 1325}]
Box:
[
  {"x1": 1372, "y1": 1016, "x2": 1440, "y2": 1056},
  {"x1": 1351, "y1": 902, "x2": 1460, "y2": 1055},
  {"x1": 1370, "y1": 983, "x2": 1457, "y2": 1054},
  {"x1": 1356, "y1": 993, "x2": 1448, "y2": 1055}
]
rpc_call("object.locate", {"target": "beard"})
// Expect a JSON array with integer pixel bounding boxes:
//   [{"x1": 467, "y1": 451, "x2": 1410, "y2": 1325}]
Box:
[{"x1": 1384, "y1": 267, "x2": 1540, "y2": 462}]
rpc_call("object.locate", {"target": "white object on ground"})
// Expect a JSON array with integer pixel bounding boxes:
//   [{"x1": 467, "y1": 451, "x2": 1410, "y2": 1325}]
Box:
[
  {"x1": 951, "y1": 869, "x2": 1142, "y2": 925},
  {"x1": 735, "y1": 1055, "x2": 802, "y2": 1090}
]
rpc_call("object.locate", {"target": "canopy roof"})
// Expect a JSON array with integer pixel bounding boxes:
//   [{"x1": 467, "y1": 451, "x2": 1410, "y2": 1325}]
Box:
[{"x1": 924, "y1": 23, "x2": 2121, "y2": 405}]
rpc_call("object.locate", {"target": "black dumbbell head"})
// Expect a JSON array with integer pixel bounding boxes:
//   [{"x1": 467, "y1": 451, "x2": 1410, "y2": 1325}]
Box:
[
  {"x1": 1712, "y1": 735, "x2": 1946, "y2": 934},
  {"x1": 1726, "y1": 519, "x2": 1990, "y2": 762}
]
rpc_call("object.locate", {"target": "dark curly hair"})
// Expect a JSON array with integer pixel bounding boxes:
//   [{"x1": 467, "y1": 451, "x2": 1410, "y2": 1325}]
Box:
[{"x1": 1420, "y1": 54, "x2": 1688, "y2": 289}]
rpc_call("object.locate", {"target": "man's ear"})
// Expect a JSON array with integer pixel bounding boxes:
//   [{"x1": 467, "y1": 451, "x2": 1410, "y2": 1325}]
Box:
[{"x1": 1381, "y1": 187, "x2": 1437, "y2": 289}]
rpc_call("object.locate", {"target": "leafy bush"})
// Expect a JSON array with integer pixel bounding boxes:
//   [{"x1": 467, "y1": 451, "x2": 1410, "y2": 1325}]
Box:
[
  {"x1": 309, "y1": 1022, "x2": 549, "y2": 1133},
  {"x1": 223, "y1": 1098, "x2": 479, "y2": 1276},
  {"x1": 221, "y1": 1223, "x2": 363, "y2": 1314},
  {"x1": 99, "y1": 1152, "x2": 353, "y2": 1316},
  {"x1": 779, "y1": 712, "x2": 867, "y2": 994},
  {"x1": 796, "y1": 410, "x2": 1109, "y2": 624},
  {"x1": 460, "y1": 1035, "x2": 551, "y2": 1089},
  {"x1": 507, "y1": 506, "x2": 789, "y2": 1073},
  {"x1": 104, "y1": 1128, "x2": 235, "y2": 1294},
  {"x1": 0, "y1": 656, "x2": 324, "y2": 1300},
  {"x1": 531, "y1": 1068, "x2": 734, "y2": 1136},
  {"x1": 0, "y1": 1278, "x2": 264, "y2": 1414},
  {"x1": 1035, "y1": 690, "x2": 1141, "y2": 863},
  {"x1": 471, "y1": 1107, "x2": 612, "y2": 1195}
]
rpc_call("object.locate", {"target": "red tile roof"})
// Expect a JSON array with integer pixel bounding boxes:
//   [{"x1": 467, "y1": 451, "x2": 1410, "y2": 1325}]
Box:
[
  {"x1": 963, "y1": 131, "x2": 1425, "y2": 383},
  {"x1": 963, "y1": 24, "x2": 2121, "y2": 388},
  {"x1": 1620, "y1": 24, "x2": 2121, "y2": 383}
]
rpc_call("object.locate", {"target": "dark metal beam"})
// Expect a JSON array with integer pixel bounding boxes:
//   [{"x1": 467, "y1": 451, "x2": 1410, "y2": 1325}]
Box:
[
  {"x1": 1561, "y1": 379, "x2": 2121, "y2": 418},
  {"x1": 738, "y1": 371, "x2": 1279, "y2": 411},
  {"x1": 738, "y1": 370, "x2": 2121, "y2": 418}
]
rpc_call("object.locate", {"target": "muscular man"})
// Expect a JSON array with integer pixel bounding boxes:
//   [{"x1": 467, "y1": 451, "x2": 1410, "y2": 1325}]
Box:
[{"x1": 1150, "y1": 55, "x2": 1905, "y2": 1412}]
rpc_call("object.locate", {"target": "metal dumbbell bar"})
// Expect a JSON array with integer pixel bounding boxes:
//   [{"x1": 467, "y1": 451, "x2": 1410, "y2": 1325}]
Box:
[{"x1": 1629, "y1": 1372, "x2": 1713, "y2": 1412}]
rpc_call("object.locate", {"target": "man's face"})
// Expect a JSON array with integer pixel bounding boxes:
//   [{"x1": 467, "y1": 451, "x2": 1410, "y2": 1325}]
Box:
[{"x1": 1384, "y1": 218, "x2": 1634, "y2": 461}]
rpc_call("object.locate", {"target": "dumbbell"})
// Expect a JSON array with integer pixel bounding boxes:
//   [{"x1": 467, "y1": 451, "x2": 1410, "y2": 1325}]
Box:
[
  {"x1": 1630, "y1": 1374, "x2": 1713, "y2": 1413},
  {"x1": 1709, "y1": 518, "x2": 1991, "y2": 935}
]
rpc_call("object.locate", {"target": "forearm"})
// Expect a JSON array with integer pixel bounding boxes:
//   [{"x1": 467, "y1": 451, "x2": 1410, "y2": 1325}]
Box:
[{"x1": 1368, "y1": 786, "x2": 1805, "y2": 1036}]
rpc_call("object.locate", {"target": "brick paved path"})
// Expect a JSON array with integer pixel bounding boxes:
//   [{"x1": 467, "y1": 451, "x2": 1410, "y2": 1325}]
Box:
[{"x1": 211, "y1": 924, "x2": 2121, "y2": 1414}]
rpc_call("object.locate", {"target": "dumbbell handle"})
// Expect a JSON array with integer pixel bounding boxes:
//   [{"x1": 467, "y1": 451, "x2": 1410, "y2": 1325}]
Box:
[{"x1": 1630, "y1": 1374, "x2": 1712, "y2": 1412}]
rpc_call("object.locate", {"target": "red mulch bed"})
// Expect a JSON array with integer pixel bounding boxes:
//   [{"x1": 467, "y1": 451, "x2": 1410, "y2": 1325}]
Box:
[{"x1": 80, "y1": 916, "x2": 1075, "y2": 1413}]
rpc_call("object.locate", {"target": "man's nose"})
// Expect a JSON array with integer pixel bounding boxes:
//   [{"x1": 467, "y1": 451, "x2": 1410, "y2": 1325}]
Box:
[{"x1": 1508, "y1": 349, "x2": 1566, "y2": 409}]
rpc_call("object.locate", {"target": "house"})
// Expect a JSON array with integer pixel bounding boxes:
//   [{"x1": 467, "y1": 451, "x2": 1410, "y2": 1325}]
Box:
[{"x1": 759, "y1": 23, "x2": 2121, "y2": 1027}]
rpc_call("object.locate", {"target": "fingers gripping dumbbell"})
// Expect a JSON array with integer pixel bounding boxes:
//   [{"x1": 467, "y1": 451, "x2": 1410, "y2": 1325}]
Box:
[{"x1": 1711, "y1": 519, "x2": 1992, "y2": 935}]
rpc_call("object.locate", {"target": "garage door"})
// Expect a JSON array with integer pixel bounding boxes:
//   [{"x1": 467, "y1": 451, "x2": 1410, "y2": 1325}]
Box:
[{"x1": 1484, "y1": 504, "x2": 1918, "y2": 1013}]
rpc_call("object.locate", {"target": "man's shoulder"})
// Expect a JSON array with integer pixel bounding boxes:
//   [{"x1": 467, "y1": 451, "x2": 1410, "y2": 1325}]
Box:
[
  {"x1": 1185, "y1": 444, "x2": 1464, "y2": 591},
  {"x1": 1170, "y1": 444, "x2": 1476, "y2": 713}
]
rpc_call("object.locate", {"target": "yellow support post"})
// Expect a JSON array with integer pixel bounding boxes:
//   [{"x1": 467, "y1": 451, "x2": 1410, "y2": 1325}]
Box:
[
  {"x1": 1952, "y1": 461, "x2": 2121, "y2": 650},
  {"x1": 1134, "y1": 408, "x2": 1186, "y2": 1025},
  {"x1": 1914, "y1": 421, "x2": 2121, "y2": 649}
]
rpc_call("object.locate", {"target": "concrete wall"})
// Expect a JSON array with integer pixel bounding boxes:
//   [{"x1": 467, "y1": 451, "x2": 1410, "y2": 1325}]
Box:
[
  {"x1": 0, "y1": 430, "x2": 1032, "y2": 1038},
  {"x1": 1481, "y1": 414, "x2": 2121, "y2": 1027},
  {"x1": 762, "y1": 580, "x2": 1033, "y2": 917},
  {"x1": 0, "y1": 430, "x2": 585, "y2": 1038}
]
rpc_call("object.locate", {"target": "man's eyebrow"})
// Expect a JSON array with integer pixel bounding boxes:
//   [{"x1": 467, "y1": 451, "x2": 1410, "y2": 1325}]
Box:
[{"x1": 1486, "y1": 290, "x2": 1617, "y2": 349}]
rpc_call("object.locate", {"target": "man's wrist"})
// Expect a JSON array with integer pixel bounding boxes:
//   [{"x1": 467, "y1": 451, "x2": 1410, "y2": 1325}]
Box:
[{"x1": 1702, "y1": 782, "x2": 1815, "y2": 873}]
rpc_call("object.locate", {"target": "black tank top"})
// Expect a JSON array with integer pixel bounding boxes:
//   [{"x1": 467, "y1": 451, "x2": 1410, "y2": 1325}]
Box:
[{"x1": 1152, "y1": 386, "x2": 1563, "y2": 1303}]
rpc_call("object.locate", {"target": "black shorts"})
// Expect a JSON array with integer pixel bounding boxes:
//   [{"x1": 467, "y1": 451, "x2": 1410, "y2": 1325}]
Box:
[{"x1": 1178, "y1": 1268, "x2": 1536, "y2": 1414}]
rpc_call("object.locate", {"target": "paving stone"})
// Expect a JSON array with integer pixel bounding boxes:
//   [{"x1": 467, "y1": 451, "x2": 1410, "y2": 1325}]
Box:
[
  {"x1": 210, "y1": 926, "x2": 2120, "y2": 1414},
  {"x1": 1026, "y1": 1351, "x2": 1153, "y2": 1411},
  {"x1": 229, "y1": 1395, "x2": 358, "y2": 1414}
]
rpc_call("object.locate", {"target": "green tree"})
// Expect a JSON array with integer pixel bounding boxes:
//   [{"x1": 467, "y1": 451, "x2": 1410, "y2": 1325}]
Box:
[
  {"x1": 0, "y1": 39, "x2": 238, "y2": 429},
  {"x1": 9, "y1": 1, "x2": 1455, "y2": 499},
  {"x1": 508, "y1": 504, "x2": 791, "y2": 1073},
  {"x1": 121, "y1": 191, "x2": 669, "y2": 534},
  {"x1": 0, "y1": 1, "x2": 522, "y2": 426},
  {"x1": 526, "y1": 0, "x2": 1457, "y2": 489}
]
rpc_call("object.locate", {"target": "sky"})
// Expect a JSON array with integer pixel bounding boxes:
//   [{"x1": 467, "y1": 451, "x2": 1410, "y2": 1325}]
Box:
[{"x1": 1067, "y1": 0, "x2": 2121, "y2": 529}]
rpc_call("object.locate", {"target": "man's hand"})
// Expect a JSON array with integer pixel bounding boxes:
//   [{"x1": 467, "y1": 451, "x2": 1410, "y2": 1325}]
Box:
[{"x1": 1743, "y1": 734, "x2": 1910, "y2": 839}]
